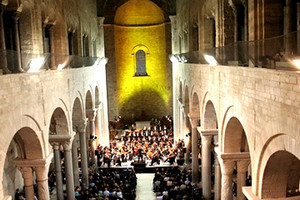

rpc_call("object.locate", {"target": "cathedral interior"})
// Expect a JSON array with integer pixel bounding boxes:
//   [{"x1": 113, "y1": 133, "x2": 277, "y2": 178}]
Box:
[{"x1": 0, "y1": 0, "x2": 299, "y2": 199}]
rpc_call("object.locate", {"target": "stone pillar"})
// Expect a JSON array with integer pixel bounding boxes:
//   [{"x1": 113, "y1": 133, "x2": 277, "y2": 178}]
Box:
[
  {"x1": 220, "y1": 160, "x2": 235, "y2": 200},
  {"x1": 34, "y1": 166, "x2": 50, "y2": 200},
  {"x1": 13, "y1": 11, "x2": 23, "y2": 73},
  {"x1": 237, "y1": 160, "x2": 250, "y2": 200},
  {"x1": 87, "y1": 109, "x2": 97, "y2": 166},
  {"x1": 0, "y1": 4, "x2": 10, "y2": 74},
  {"x1": 214, "y1": 153, "x2": 221, "y2": 200},
  {"x1": 78, "y1": 121, "x2": 89, "y2": 189},
  {"x1": 201, "y1": 135, "x2": 212, "y2": 199},
  {"x1": 72, "y1": 137, "x2": 80, "y2": 187},
  {"x1": 63, "y1": 141, "x2": 75, "y2": 200},
  {"x1": 53, "y1": 143, "x2": 64, "y2": 200},
  {"x1": 19, "y1": 167, "x2": 35, "y2": 200},
  {"x1": 190, "y1": 118, "x2": 199, "y2": 183}
]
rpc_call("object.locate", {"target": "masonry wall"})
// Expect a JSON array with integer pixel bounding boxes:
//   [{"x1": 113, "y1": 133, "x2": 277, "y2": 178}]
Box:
[
  {"x1": 0, "y1": 66, "x2": 108, "y2": 199},
  {"x1": 176, "y1": 63, "x2": 300, "y2": 197}
]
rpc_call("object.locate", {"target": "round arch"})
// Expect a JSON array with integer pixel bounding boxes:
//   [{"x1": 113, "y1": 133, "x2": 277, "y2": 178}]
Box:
[
  {"x1": 223, "y1": 117, "x2": 249, "y2": 153},
  {"x1": 203, "y1": 100, "x2": 218, "y2": 130},
  {"x1": 85, "y1": 90, "x2": 94, "y2": 111},
  {"x1": 72, "y1": 97, "x2": 84, "y2": 122},
  {"x1": 261, "y1": 150, "x2": 300, "y2": 198},
  {"x1": 49, "y1": 107, "x2": 70, "y2": 135},
  {"x1": 2, "y1": 127, "x2": 43, "y2": 198}
]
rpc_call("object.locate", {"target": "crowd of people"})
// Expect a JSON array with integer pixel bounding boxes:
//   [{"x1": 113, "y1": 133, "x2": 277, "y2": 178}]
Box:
[
  {"x1": 153, "y1": 167, "x2": 202, "y2": 200},
  {"x1": 75, "y1": 168, "x2": 137, "y2": 200},
  {"x1": 96, "y1": 124, "x2": 186, "y2": 167}
]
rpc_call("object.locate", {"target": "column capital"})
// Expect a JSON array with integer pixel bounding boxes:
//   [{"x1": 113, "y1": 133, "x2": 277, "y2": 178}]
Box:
[
  {"x1": 86, "y1": 109, "x2": 97, "y2": 120},
  {"x1": 33, "y1": 166, "x2": 48, "y2": 181},
  {"x1": 219, "y1": 159, "x2": 235, "y2": 175},
  {"x1": 199, "y1": 128, "x2": 218, "y2": 137},
  {"x1": 62, "y1": 140, "x2": 73, "y2": 151},
  {"x1": 237, "y1": 160, "x2": 250, "y2": 173},
  {"x1": 97, "y1": 16, "x2": 105, "y2": 25},
  {"x1": 220, "y1": 152, "x2": 250, "y2": 162},
  {"x1": 189, "y1": 116, "x2": 200, "y2": 128},
  {"x1": 73, "y1": 119, "x2": 88, "y2": 133},
  {"x1": 17, "y1": 166, "x2": 33, "y2": 179},
  {"x1": 51, "y1": 142, "x2": 60, "y2": 150}
]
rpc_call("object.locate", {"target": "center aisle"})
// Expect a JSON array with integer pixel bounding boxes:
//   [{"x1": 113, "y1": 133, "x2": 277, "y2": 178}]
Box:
[{"x1": 135, "y1": 173, "x2": 156, "y2": 200}]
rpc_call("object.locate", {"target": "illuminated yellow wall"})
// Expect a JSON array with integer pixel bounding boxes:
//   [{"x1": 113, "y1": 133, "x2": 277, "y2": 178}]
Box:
[{"x1": 114, "y1": 23, "x2": 170, "y2": 121}]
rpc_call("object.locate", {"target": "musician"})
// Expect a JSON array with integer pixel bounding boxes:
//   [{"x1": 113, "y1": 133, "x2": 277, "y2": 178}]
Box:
[{"x1": 165, "y1": 150, "x2": 176, "y2": 165}]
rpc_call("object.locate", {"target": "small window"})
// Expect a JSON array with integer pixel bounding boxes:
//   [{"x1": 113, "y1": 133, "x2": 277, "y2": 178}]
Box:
[{"x1": 135, "y1": 50, "x2": 147, "y2": 76}]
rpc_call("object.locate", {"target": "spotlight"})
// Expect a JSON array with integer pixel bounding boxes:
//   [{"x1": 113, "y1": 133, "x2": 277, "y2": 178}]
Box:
[
  {"x1": 204, "y1": 55, "x2": 217, "y2": 66},
  {"x1": 292, "y1": 59, "x2": 300, "y2": 70},
  {"x1": 28, "y1": 57, "x2": 45, "y2": 72}
]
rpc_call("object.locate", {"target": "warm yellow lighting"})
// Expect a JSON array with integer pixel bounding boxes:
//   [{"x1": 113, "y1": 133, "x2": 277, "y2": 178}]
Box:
[
  {"x1": 204, "y1": 55, "x2": 217, "y2": 66},
  {"x1": 292, "y1": 59, "x2": 300, "y2": 69},
  {"x1": 28, "y1": 57, "x2": 45, "y2": 72}
]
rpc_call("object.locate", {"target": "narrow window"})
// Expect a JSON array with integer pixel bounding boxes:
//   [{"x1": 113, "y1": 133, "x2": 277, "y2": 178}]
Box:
[{"x1": 135, "y1": 50, "x2": 147, "y2": 76}]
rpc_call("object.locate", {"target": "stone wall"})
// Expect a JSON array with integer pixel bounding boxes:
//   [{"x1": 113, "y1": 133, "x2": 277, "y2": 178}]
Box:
[
  {"x1": 0, "y1": 66, "x2": 109, "y2": 199},
  {"x1": 175, "y1": 62, "x2": 300, "y2": 198}
]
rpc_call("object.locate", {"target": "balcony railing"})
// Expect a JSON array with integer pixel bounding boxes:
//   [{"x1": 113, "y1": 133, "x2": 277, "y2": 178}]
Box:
[
  {"x1": 172, "y1": 31, "x2": 300, "y2": 71},
  {"x1": 0, "y1": 50, "x2": 103, "y2": 74}
]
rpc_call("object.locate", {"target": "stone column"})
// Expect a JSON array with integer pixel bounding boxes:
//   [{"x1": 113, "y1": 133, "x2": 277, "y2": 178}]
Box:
[
  {"x1": 72, "y1": 137, "x2": 80, "y2": 187},
  {"x1": 34, "y1": 166, "x2": 50, "y2": 200},
  {"x1": 53, "y1": 142, "x2": 64, "y2": 200},
  {"x1": 237, "y1": 160, "x2": 250, "y2": 200},
  {"x1": 13, "y1": 11, "x2": 23, "y2": 73},
  {"x1": 214, "y1": 153, "x2": 221, "y2": 200},
  {"x1": 0, "y1": 4, "x2": 10, "y2": 74},
  {"x1": 201, "y1": 135, "x2": 212, "y2": 199},
  {"x1": 19, "y1": 167, "x2": 35, "y2": 200},
  {"x1": 97, "y1": 17, "x2": 105, "y2": 58},
  {"x1": 220, "y1": 160, "x2": 235, "y2": 200},
  {"x1": 190, "y1": 118, "x2": 199, "y2": 183},
  {"x1": 78, "y1": 121, "x2": 89, "y2": 189},
  {"x1": 87, "y1": 109, "x2": 97, "y2": 166},
  {"x1": 63, "y1": 141, "x2": 75, "y2": 200}
]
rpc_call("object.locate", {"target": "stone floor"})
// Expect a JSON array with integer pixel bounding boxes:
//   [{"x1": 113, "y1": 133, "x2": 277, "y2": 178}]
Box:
[{"x1": 135, "y1": 173, "x2": 156, "y2": 200}]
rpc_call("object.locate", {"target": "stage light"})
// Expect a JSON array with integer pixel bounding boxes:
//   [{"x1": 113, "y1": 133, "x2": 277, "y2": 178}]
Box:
[
  {"x1": 292, "y1": 59, "x2": 300, "y2": 70},
  {"x1": 204, "y1": 55, "x2": 217, "y2": 66},
  {"x1": 28, "y1": 57, "x2": 45, "y2": 72}
]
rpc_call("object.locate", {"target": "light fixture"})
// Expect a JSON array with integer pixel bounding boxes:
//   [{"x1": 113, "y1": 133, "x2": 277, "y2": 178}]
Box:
[
  {"x1": 204, "y1": 55, "x2": 217, "y2": 66},
  {"x1": 57, "y1": 64, "x2": 65, "y2": 70},
  {"x1": 169, "y1": 55, "x2": 179, "y2": 63},
  {"x1": 292, "y1": 59, "x2": 300, "y2": 70},
  {"x1": 28, "y1": 57, "x2": 45, "y2": 72}
]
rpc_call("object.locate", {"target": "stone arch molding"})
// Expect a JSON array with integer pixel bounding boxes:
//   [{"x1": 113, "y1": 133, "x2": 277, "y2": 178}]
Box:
[{"x1": 256, "y1": 134, "x2": 300, "y2": 198}]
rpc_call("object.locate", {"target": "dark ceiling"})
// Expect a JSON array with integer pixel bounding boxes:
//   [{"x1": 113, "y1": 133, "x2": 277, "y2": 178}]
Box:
[{"x1": 97, "y1": 0, "x2": 176, "y2": 24}]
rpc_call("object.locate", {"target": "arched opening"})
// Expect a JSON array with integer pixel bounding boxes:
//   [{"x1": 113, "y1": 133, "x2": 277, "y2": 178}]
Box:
[
  {"x1": 203, "y1": 100, "x2": 218, "y2": 130},
  {"x1": 49, "y1": 107, "x2": 69, "y2": 135},
  {"x1": 223, "y1": 117, "x2": 251, "y2": 199},
  {"x1": 261, "y1": 151, "x2": 300, "y2": 198},
  {"x1": 224, "y1": 117, "x2": 248, "y2": 153},
  {"x1": 135, "y1": 50, "x2": 147, "y2": 76},
  {"x1": 3, "y1": 127, "x2": 43, "y2": 198}
]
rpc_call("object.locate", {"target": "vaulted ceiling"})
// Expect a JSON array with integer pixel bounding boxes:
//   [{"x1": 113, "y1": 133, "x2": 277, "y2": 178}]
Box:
[{"x1": 97, "y1": 0, "x2": 176, "y2": 23}]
